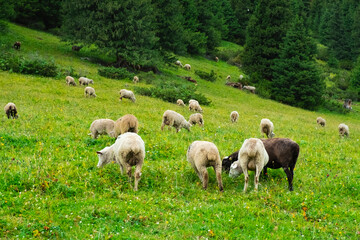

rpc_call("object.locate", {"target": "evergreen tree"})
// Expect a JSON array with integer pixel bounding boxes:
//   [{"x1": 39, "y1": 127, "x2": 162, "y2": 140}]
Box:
[
  {"x1": 350, "y1": 56, "x2": 360, "y2": 98},
  {"x1": 0, "y1": 0, "x2": 15, "y2": 32},
  {"x1": 352, "y1": 5, "x2": 360, "y2": 59},
  {"x1": 221, "y1": 0, "x2": 239, "y2": 42},
  {"x1": 230, "y1": 0, "x2": 255, "y2": 45},
  {"x1": 271, "y1": 16, "x2": 324, "y2": 110},
  {"x1": 243, "y1": 0, "x2": 291, "y2": 84},
  {"x1": 61, "y1": 0, "x2": 159, "y2": 68}
]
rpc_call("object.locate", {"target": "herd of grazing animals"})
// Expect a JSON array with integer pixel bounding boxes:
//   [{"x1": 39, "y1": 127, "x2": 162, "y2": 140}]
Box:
[{"x1": 3, "y1": 58, "x2": 353, "y2": 192}]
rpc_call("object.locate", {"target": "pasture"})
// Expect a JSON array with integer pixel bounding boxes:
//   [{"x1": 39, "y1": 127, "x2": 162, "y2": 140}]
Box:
[{"x1": 0, "y1": 23, "x2": 359, "y2": 239}]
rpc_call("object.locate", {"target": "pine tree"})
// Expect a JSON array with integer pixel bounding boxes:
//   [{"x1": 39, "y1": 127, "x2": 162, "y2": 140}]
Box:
[
  {"x1": 350, "y1": 56, "x2": 360, "y2": 98},
  {"x1": 271, "y1": 16, "x2": 324, "y2": 110},
  {"x1": 61, "y1": 0, "x2": 159, "y2": 68},
  {"x1": 230, "y1": 0, "x2": 255, "y2": 45},
  {"x1": 352, "y1": 5, "x2": 360, "y2": 59},
  {"x1": 243, "y1": 0, "x2": 291, "y2": 84}
]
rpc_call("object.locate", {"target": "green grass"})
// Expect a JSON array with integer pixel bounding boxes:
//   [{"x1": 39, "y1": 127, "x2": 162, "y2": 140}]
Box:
[{"x1": 1, "y1": 23, "x2": 360, "y2": 239}]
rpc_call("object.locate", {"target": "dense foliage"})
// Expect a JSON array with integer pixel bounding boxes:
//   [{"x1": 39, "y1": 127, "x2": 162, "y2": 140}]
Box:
[{"x1": 98, "y1": 67, "x2": 133, "y2": 80}]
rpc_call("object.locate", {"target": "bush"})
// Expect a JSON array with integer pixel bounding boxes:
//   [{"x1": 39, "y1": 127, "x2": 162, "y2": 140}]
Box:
[
  {"x1": 98, "y1": 66, "x2": 133, "y2": 80},
  {"x1": 0, "y1": 52, "x2": 58, "y2": 77},
  {"x1": 134, "y1": 81, "x2": 211, "y2": 105},
  {"x1": 322, "y1": 99, "x2": 350, "y2": 114},
  {"x1": 195, "y1": 69, "x2": 217, "y2": 82}
]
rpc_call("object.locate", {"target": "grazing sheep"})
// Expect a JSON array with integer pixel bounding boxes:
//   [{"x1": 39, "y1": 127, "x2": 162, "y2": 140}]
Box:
[
  {"x1": 189, "y1": 99, "x2": 197, "y2": 104},
  {"x1": 161, "y1": 110, "x2": 191, "y2": 133},
  {"x1": 239, "y1": 74, "x2": 244, "y2": 80},
  {"x1": 338, "y1": 123, "x2": 349, "y2": 137},
  {"x1": 189, "y1": 113, "x2": 204, "y2": 127},
  {"x1": 175, "y1": 60, "x2": 183, "y2": 67},
  {"x1": 84, "y1": 87, "x2": 96, "y2": 97},
  {"x1": 184, "y1": 64, "x2": 191, "y2": 70},
  {"x1": 226, "y1": 75, "x2": 231, "y2": 81},
  {"x1": 111, "y1": 114, "x2": 139, "y2": 138},
  {"x1": 177, "y1": 99, "x2": 185, "y2": 107},
  {"x1": 189, "y1": 101, "x2": 203, "y2": 113},
  {"x1": 96, "y1": 132, "x2": 145, "y2": 191},
  {"x1": 215, "y1": 56, "x2": 219, "y2": 62},
  {"x1": 243, "y1": 85, "x2": 255, "y2": 94},
  {"x1": 260, "y1": 118, "x2": 275, "y2": 138},
  {"x1": 230, "y1": 111, "x2": 239, "y2": 123},
  {"x1": 229, "y1": 138, "x2": 269, "y2": 192},
  {"x1": 119, "y1": 89, "x2": 136, "y2": 102},
  {"x1": 187, "y1": 141, "x2": 223, "y2": 191},
  {"x1": 72, "y1": 45, "x2": 83, "y2": 51},
  {"x1": 13, "y1": 41, "x2": 21, "y2": 50},
  {"x1": 88, "y1": 119, "x2": 115, "y2": 139},
  {"x1": 222, "y1": 138, "x2": 300, "y2": 191},
  {"x1": 65, "y1": 76, "x2": 76, "y2": 86},
  {"x1": 133, "y1": 76, "x2": 139, "y2": 84},
  {"x1": 4, "y1": 102, "x2": 18, "y2": 119},
  {"x1": 316, "y1": 117, "x2": 326, "y2": 127},
  {"x1": 79, "y1": 77, "x2": 94, "y2": 86}
]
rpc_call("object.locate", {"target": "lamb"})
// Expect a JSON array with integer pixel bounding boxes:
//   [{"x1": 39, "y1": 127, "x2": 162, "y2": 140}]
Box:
[
  {"x1": 230, "y1": 111, "x2": 239, "y2": 123},
  {"x1": 96, "y1": 132, "x2": 145, "y2": 191},
  {"x1": 133, "y1": 76, "x2": 139, "y2": 84},
  {"x1": 338, "y1": 123, "x2": 349, "y2": 137},
  {"x1": 65, "y1": 76, "x2": 76, "y2": 86},
  {"x1": 226, "y1": 75, "x2": 231, "y2": 81},
  {"x1": 229, "y1": 138, "x2": 269, "y2": 192},
  {"x1": 79, "y1": 77, "x2": 94, "y2": 85},
  {"x1": 189, "y1": 113, "x2": 204, "y2": 127},
  {"x1": 316, "y1": 117, "x2": 326, "y2": 127},
  {"x1": 119, "y1": 89, "x2": 136, "y2": 102},
  {"x1": 177, "y1": 99, "x2": 185, "y2": 107},
  {"x1": 111, "y1": 114, "x2": 139, "y2": 138},
  {"x1": 222, "y1": 138, "x2": 300, "y2": 191},
  {"x1": 243, "y1": 85, "x2": 255, "y2": 94},
  {"x1": 184, "y1": 64, "x2": 191, "y2": 70},
  {"x1": 88, "y1": 119, "x2": 115, "y2": 139},
  {"x1": 84, "y1": 87, "x2": 96, "y2": 97},
  {"x1": 4, "y1": 102, "x2": 18, "y2": 119},
  {"x1": 239, "y1": 74, "x2": 244, "y2": 80},
  {"x1": 175, "y1": 60, "x2": 183, "y2": 67},
  {"x1": 189, "y1": 101, "x2": 203, "y2": 113},
  {"x1": 215, "y1": 56, "x2": 219, "y2": 62},
  {"x1": 260, "y1": 118, "x2": 275, "y2": 138},
  {"x1": 187, "y1": 141, "x2": 223, "y2": 191},
  {"x1": 13, "y1": 41, "x2": 21, "y2": 50},
  {"x1": 161, "y1": 110, "x2": 191, "y2": 133}
]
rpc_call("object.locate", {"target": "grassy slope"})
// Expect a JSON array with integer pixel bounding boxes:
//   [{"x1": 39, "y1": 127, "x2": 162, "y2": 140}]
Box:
[{"x1": 0, "y1": 23, "x2": 359, "y2": 239}]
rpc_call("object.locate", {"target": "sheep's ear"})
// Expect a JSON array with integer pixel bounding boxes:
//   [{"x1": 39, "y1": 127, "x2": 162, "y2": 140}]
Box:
[
  {"x1": 229, "y1": 157, "x2": 232, "y2": 160},
  {"x1": 96, "y1": 151, "x2": 102, "y2": 155}
]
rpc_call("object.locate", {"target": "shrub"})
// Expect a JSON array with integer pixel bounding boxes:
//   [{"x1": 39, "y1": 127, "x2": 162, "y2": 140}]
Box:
[
  {"x1": 195, "y1": 69, "x2": 217, "y2": 82},
  {"x1": 98, "y1": 66, "x2": 133, "y2": 80},
  {"x1": 134, "y1": 81, "x2": 211, "y2": 105},
  {"x1": 322, "y1": 99, "x2": 350, "y2": 114}
]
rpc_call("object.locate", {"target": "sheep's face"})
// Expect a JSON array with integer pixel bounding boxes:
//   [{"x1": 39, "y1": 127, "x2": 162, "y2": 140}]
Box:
[
  {"x1": 96, "y1": 147, "x2": 112, "y2": 168},
  {"x1": 229, "y1": 162, "x2": 243, "y2": 178},
  {"x1": 183, "y1": 121, "x2": 191, "y2": 131},
  {"x1": 270, "y1": 132, "x2": 275, "y2": 138},
  {"x1": 339, "y1": 127, "x2": 347, "y2": 136},
  {"x1": 222, "y1": 156, "x2": 235, "y2": 172}
]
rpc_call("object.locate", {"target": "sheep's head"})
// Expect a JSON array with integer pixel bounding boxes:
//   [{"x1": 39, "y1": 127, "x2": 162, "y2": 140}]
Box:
[
  {"x1": 183, "y1": 121, "x2": 191, "y2": 132},
  {"x1": 222, "y1": 156, "x2": 236, "y2": 172},
  {"x1": 96, "y1": 147, "x2": 113, "y2": 168},
  {"x1": 229, "y1": 162, "x2": 243, "y2": 178},
  {"x1": 270, "y1": 132, "x2": 275, "y2": 138}
]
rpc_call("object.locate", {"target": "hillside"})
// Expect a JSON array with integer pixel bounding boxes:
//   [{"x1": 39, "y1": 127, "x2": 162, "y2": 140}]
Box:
[{"x1": 0, "y1": 23, "x2": 359, "y2": 239}]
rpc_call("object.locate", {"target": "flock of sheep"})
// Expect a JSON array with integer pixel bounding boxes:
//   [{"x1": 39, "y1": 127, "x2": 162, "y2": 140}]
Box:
[{"x1": 3, "y1": 63, "x2": 352, "y2": 193}]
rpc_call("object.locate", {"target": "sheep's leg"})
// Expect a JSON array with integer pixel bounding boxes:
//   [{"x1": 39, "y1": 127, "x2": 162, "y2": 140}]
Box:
[
  {"x1": 134, "y1": 163, "x2": 142, "y2": 191},
  {"x1": 200, "y1": 168, "x2": 208, "y2": 190},
  {"x1": 126, "y1": 164, "x2": 133, "y2": 189},
  {"x1": 161, "y1": 121, "x2": 166, "y2": 131},
  {"x1": 118, "y1": 162, "x2": 124, "y2": 175},
  {"x1": 283, "y1": 167, "x2": 293, "y2": 191},
  {"x1": 119, "y1": 96, "x2": 123, "y2": 101},
  {"x1": 254, "y1": 164, "x2": 262, "y2": 191},
  {"x1": 214, "y1": 165, "x2": 224, "y2": 192},
  {"x1": 243, "y1": 169, "x2": 249, "y2": 192}
]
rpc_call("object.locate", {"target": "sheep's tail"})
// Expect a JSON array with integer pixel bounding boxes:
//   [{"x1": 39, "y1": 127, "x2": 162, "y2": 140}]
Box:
[{"x1": 128, "y1": 121, "x2": 137, "y2": 133}]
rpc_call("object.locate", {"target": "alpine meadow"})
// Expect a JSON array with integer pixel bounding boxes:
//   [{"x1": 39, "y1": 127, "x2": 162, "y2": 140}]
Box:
[{"x1": 1, "y1": 0, "x2": 360, "y2": 239}]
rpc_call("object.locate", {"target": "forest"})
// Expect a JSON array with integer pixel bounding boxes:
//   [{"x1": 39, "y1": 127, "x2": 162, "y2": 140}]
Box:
[{"x1": 1, "y1": 0, "x2": 360, "y2": 110}]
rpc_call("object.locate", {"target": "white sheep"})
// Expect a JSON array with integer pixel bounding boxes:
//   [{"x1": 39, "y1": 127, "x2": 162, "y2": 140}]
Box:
[
  {"x1": 189, "y1": 101, "x2": 203, "y2": 113},
  {"x1": 79, "y1": 77, "x2": 93, "y2": 86},
  {"x1": 229, "y1": 138, "x2": 269, "y2": 192},
  {"x1": 184, "y1": 64, "x2": 191, "y2": 70},
  {"x1": 189, "y1": 113, "x2": 204, "y2": 127},
  {"x1": 316, "y1": 117, "x2": 326, "y2": 127},
  {"x1": 260, "y1": 118, "x2": 275, "y2": 138},
  {"x1": 189, "y1": 99, "x2": 197, "y2": 104},
  {"x1": 187, "y1": 141, "x2": 223, "y2": 191},
  {"x1": 239, "y1": 74, "x2": 244, "y2": 80},
  {"x1": 230, "y1": 111, "x2": 239, "y2": 123},
  {"x1": 226, "y1": 75, "x2": 231, "y2": 81},
  {"x1": 177, "y1": 99, "x2": 185, "y2": 107},
  {"x1": 65, "y1": 76, "x2": 76, "y2": 86},
  {"x1": 84, "y1": 87, "x2": 96, "y2": 97},
  {"x1": 88, "y1": 119, "x2": 115, "y2": 139},
  {"x1": 96, "y1": 132, "x2": 145, "y2": 191},
  {"x1": 133, "y1": 76, "x2": 139, "y2": 84},
  {"x1": 4, "y1": 102, "x2": 18, "y2": 119},
  {"x1": 338, "y1": 123, "x2": 349, "y2": 137},
  {"x1": 243, "y1": 85, "x2": 255, "y2": 94},
  {"x1": 175, "y1": 60, "x2": 183, "y2": 67},
  {"x1": 111, "y1": 114, "x2": 139, "y2": 138},
  {"x1": 215, "y1": 56, "x2": 219, "y2": 62},
  {"x1": 161, "y1": 110, "x2": 191, "y2": 133},
  {"x1": 119, "y1": 89, "x2": 136, "y2": 102}
]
